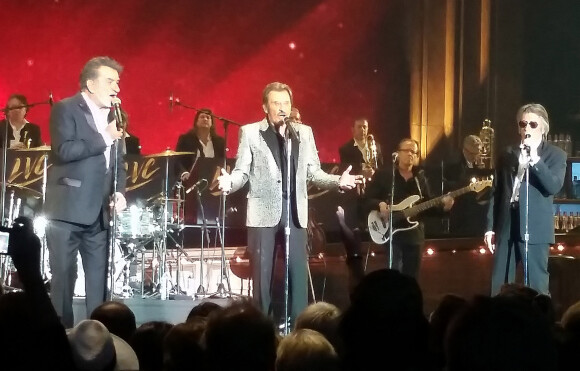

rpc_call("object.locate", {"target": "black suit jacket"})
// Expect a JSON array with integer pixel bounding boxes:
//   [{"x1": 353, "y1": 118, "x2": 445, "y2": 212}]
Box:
[
  {"x1": 339, "y1": 138, "x2": 383, "y2": 174},
  {"x1": 45, "y1": 93, "x2": 126, "y2": 226},
  {"x1": 443, "y1": 152, "x2": 492, "y2": 236},
  {"x1": 0, "y1": 120, "x2": 42, "y2": 148},
  {"x1": 486, "y1": 141, "x2": 566, "y2": 245},
  {"x1": 175, "y1": 130, "x2": 225, "y2": 175}
]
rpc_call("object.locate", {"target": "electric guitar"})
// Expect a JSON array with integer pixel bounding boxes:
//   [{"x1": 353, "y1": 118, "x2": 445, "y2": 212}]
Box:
[{"x1": 367, "y1": 179, "x2": 492, "y2": 244}]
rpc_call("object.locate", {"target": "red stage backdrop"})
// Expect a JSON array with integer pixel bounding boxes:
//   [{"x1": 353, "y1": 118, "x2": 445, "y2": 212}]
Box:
[{"x1": 1, "y1": 0, "x2": 408, "y2": 161}]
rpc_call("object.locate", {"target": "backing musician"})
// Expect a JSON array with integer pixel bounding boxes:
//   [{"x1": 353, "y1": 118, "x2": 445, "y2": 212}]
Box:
[
  {"x1": 175, "y1": 108, "x2": 225, "y2": 181},
  {"x1": 1, "y1": 94, "x2": 42, "y2": 149},
  {"x1": 444, "y1": 135, "x2": 491, "y2": 237},
  {"x1": 338, "y1": 117, "x2": 383, "y2": 182},
  {"x1": 365, "y1": 138, "x2": 453, "y2": 279},
  {"x1": 337, "y1": 118, "x2": 383, "y2": 291}
]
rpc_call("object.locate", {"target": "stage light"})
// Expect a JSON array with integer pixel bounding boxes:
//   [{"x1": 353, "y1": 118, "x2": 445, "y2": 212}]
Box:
[
  {"x1": 426, "y1": 248, "x2": 434, "y2": 255},
  {"x1": 479, "y1": 248, "x2": 487, "y2": 254},
  {"x1": 557, "y1": 244, "x2": 565, "y2": 252},
  {"x1": 288, "y1": 42, "x2": 296, "y2": 50},
  {"x1": 33, "y1": 215, "x2": 48, "y2": 238},
  {"x1": 452, "y1": 249, "x2": 457, "y2": 254}
]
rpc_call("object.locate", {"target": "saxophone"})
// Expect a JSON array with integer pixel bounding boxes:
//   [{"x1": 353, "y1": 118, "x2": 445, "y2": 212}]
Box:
[{"x1": 478, "y1": 119, "x2": 495, "y2": 169}]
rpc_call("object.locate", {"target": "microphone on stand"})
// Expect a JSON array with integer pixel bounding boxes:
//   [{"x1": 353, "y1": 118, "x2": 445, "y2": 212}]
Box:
[
  {"x1": 186, "y1": 178, "x2": 208, "y2": 194},
  {"x1": 169, "y1": 92, "x2": 174, "y2": 112},
  {"x1": 111, "y1": 97, "x2": 124, "y2": 130},
  {"x1": 283, "y1": 117, "x2": 300, "y2": 142}
]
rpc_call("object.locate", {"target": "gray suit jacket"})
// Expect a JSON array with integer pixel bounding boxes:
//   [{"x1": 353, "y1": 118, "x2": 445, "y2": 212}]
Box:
[
  {"x1": 230, "y1": 118, "x2": 340, "y2": 228},
  {"x1": 45, "y1": 93, "x2": 126, "y2": 226}
]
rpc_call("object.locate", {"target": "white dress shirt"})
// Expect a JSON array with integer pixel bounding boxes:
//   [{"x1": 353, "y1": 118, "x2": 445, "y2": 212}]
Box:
[{"x1": 81, "y1": 92, "x2": 114, "y2": 169}]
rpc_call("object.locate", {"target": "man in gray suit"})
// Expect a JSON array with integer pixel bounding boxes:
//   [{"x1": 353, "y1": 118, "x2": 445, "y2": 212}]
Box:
[
  {"x1": 218, "y1": 82, "x2": 361, "y2": 323},
  {"x1": 45, "y1": 56, "x2": 127, "y2": 327}
]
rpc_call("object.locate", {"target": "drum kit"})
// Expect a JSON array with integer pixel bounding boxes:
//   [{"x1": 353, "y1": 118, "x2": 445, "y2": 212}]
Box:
[{"x1": 1, "y1": 147, "x2": 231, "y2": 301}]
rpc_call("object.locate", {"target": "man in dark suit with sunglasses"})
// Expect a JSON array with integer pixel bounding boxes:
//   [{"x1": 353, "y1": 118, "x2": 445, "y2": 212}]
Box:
[{"x1": 484, "y1": 103, "x2": 566, "y2": 296}]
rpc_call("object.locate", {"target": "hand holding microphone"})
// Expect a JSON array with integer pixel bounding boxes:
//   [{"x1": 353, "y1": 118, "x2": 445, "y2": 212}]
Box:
[
  {"x1": 106, "y1": 97, "x2": 125, "y2": 141},
  {"x1": 520, "y1": 134, "x2": 540, "y2": 165}
]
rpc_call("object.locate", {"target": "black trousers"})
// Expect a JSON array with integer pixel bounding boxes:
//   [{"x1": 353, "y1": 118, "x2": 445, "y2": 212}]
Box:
[
  {"x1": 47, "y1": 213, "x2": 108, "y2": 328},
  {"x1": 247, "y1": 199, "x2": 308, "y2": 323},
  {"x1": 391, "y1": 242, "x2": 422, "y2": 279}
]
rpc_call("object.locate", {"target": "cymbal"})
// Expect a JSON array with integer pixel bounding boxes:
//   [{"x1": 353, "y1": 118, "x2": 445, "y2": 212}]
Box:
[
  {"x1": 144, "y1": 150, "x2": 195, "y2": 158},
  {"x1": 4, "y1": 183, "x2": 41, "y2": 199},
  {"x1": 16, "y1": 145, "x2": 51, "y2": 152}
]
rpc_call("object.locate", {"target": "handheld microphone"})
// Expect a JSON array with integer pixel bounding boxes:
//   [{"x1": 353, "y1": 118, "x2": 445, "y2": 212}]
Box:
[
  {"x1": 111, "y1": 97, "x2": 123, "y2": 130},
  {"x1": 186, "y1": 178, "x2": 208, "y2": 194},
  {"x1": 48, "y1": 91, "x2": 54, "y2": 107},
  {"x1": 521, "y1": 134, "x2": 532, "y2": 155},
  {"x1": 169, "y1": 92, "x2": 174, "y2": 112}
]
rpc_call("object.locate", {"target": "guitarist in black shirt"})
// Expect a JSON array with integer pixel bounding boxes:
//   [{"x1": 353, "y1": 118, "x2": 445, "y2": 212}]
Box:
[{"x1": 365, "y1": 138, "x2": 454, "y2": 278}]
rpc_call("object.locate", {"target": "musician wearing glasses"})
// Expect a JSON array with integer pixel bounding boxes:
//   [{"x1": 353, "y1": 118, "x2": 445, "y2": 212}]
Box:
[
  {"x1": 365, "y1": 138, "x2": 454, "y2": 279},
  {"x1": 484, "y1": 103, "x2": 566, "y2": 296},
  {"x1": 1, "y1": 94, "x2": 42, "y2": 149}
]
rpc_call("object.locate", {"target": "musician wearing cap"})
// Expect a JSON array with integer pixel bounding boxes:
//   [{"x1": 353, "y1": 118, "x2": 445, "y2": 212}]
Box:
[
  {"x1": 175, "y1": 108, "x2": 225, "y2": 181},
  {"x1": 44, "y1": 56, "x2": 126, "y2": 328},
  {"x1": 1, "y1": 94, "x2": 42, "y2": 149},
  {"x1": 484, "y1": 103, "x2": 566, "y2": 296},
  {"x1": 217, "y1": 82, "x2": 361, "y2": 324},
  {"x1": 365, "y1": 138, "x2": 454, "y2": 279}
]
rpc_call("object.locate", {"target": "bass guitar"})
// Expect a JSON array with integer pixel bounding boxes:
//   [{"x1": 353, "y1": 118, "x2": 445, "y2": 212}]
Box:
[{"x1": 367, "y1": 179, "x2": 492, "y2": 244}]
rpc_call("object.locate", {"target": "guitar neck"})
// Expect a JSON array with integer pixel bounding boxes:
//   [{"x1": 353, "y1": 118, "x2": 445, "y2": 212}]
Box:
[{"x1": 402, "y1": 185, "x2": 473, "y2": 218}]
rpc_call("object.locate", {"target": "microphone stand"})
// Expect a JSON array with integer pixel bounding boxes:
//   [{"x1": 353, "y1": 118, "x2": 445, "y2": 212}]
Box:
[
  {"x1": 194, "y1": 185, "x2": 209, "y2": 298},
  {"x1": 388, "y1": 156, "x2": 396, "y2": 269},
  {"x1": 523, "y1": 149, "x2": 531, "y2": 287},
  {"x1": 282, "y1": 128, "x2": 292, "y2": 336},
  {"x1": 107, "y1": 123, "x2": 126, "y2": 300},
  {"x1": 210, "y1": 119, "x2": 237, "y2": 298}
]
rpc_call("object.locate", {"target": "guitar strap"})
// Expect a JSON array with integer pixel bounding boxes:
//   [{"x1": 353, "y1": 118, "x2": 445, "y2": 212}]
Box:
[{"x1": 414, "y1": 176, "x2": 424, "y2": 199}]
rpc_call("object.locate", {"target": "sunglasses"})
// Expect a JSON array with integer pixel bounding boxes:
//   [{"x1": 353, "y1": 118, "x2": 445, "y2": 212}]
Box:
[{"x1": 518, "y1": 120, "x2": 539, "y2": 129}]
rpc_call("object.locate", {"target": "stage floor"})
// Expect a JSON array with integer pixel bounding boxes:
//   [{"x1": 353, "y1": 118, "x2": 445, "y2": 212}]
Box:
[{"x1": 59, "y1": 240, "x2": 580, "y2": 326}]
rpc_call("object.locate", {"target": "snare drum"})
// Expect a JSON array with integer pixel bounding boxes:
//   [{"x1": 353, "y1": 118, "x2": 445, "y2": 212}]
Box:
[{"x1": 117, "y1": 205, "x2": 157, "y2": 240}]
